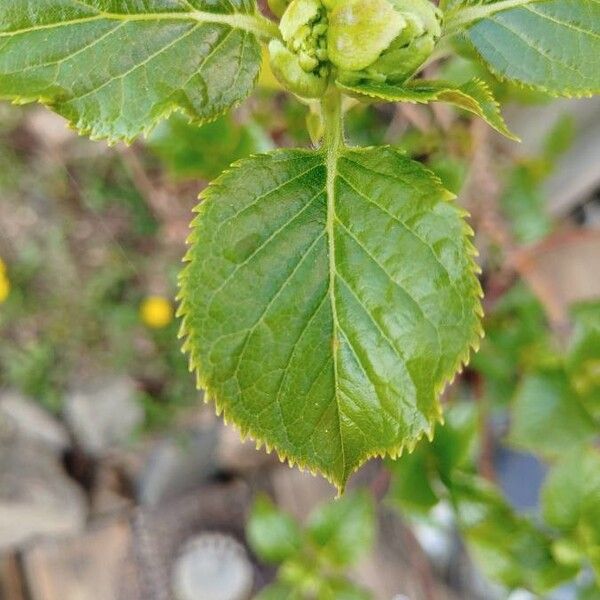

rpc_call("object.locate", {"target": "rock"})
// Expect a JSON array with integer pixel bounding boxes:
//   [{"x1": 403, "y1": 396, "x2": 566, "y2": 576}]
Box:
[
  {"x1": 0, "y1": 390, "x2": 69, "y2": 454},
  {"x1": 64, "y1": 378, "x2": 143, "y2": 457},
  {"x1": 21, "y1": 519, "x2": 137, "y2": 600},
  {"x1": 137, "y1": 427, "x2": 218, "y2": 506},
  {"x1": 0, "y1": 430, "x2": 86, "y2": 551},
  {"x1": 172, "y1": 533, "x2": 253, "y2": 600}
]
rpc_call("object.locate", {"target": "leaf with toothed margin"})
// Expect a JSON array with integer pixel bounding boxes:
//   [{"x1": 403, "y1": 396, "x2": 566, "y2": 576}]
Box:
[
  {"x1": 178, "y1": 147, "x2": 483, "y2": 491},
  {"x1": 337, "y1": 78, "x2": 518, "y2": 140},
  {"x1": 464, "y1": 0, "x2": 600, "y2": 97},
  {"x1": 0, "y1": 0, "x2": 266, "y2": 142}
]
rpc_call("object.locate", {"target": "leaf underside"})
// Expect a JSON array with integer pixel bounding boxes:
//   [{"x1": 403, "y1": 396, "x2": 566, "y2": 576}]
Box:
[
  {"x1": 468, "y1": 0, "x2": 600, "y2": 97},
  {"x1": 179, "y1": 147, "x2": 483, "y2": 490},
  {"x1": 0, "y1": 0, "x2": 261, "y2": 141},
  {"x1": 338, "y1": 78, "x2": 518, "y2": 140}
]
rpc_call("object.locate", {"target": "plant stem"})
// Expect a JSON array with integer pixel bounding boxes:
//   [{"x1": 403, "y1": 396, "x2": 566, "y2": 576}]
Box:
[{"x1": 322, "y1": 87, "x2": 344, "y2": 154}]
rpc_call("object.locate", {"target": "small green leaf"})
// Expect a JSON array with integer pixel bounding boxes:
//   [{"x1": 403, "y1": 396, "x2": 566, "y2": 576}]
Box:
[
  {"x1": 567, "y1": 302, "x2": 600, "y2": 419},
  {"x1": 306, "y1": 492, "x2": 374, "y2": 567},
  {"x1": 451, "y1": 473, "x2": 577, "y2": 593},
  {"x1": 247, "y1": 495, "x2": 302, "y2": 563},
  {"x1": 466, "y1": 0, "x2": 600, "y2": 97},
  {"x1": 509, "y1": 369, "x2": 596, "y2": 459},
  {"x1": 387, "y1": 448, "x2": 440, "y2": 512},
  {"x1": 542, "y1": 448, "x2": 600, "y2": 578},
  {"x1": 148, "y1": 113, "x2": 269, "y2": 181},
  {"x1": 256, "y1": 582, "x2": 299, "y2": 600},
  {"x1": 0, "y1": 0, "x2": 268, "y2": 142},
  {"x1": 338, "y1": 78, "x2": 518, "y2": 140},
  {"x1": 179, "y1": 147, "x2": 482, "y2": 490}
]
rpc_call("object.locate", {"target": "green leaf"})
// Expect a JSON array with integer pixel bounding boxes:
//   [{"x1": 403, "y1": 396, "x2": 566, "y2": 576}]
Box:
[
  {"x1": 246, "y1": 495, "x2": 303, "y2": 564},
  {"x1": 178, "y1": 147, "x2": 482, "y2": 490},
  {"x1": 387, "y1": 401, "x2": 477, "y2": 511},
  {"x1": 0, "y1": 0, "x2": 271, "y2": 142},
  {"x1": 465, "y1": 0, "x2": 600, "y2": 97},
  {"x1": 508, "y1": 368, "x2": 596, "y2": 459},
  {"x1": 256, "y1": 583, "x2": 300, "y2": 600},
  {"x1": 387, "y1": 448, "x2": 440, "y2": 512},
  {"x1": 337, "y1": 78, "x2": 518, "y2": 140},
  {"x1": 451, "y1": 473, "x2": 577, "y2": 593},
  {"x1": 148, "y1": 113, "x2": 270, "y2": 181},
  {"x1": 306, "y1": 492, "x2": 374, "y2": 567},
  {"x1": 568, "y1": 302, "x2": 600, "y2": 419},
  {"x1": 542, "y1": 448, "x2": 600, "y2": 577}
]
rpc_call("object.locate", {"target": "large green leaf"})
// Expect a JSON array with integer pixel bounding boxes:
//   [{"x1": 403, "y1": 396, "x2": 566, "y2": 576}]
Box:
[
  {"x1": 179, "y1": 147, "x2": 482, "y2": 490},
  {"x1": 338, "y1": 78, "x2": 517, "y2": 140},
  {"x1": 0, "y1": 0, "x2": 272, "y2": 141},
  {"x1": 465, "y1": 0, "x2": 600, "y2": 97}
]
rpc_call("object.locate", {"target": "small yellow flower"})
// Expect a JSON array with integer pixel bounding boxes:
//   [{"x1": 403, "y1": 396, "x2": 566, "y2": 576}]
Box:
[
  {"x1": 140, "y1": 296, "x2": 173, "y2": 329},
  {"x1": 0, "y1": 259, "x2": 10, "y2": 304}
]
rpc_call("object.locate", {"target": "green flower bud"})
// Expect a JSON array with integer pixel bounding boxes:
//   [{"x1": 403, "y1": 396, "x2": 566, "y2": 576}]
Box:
[
  {"x1": 328, "y1": 0, "x2": 442, "y2": 85},
  {"x1": 268, "y1": 0, "x2": 331, "y2": 99}
]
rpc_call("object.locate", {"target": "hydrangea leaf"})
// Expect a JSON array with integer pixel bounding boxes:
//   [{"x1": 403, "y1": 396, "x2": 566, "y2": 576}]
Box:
[
  {"x1": 464, "y1": 0, "x2": 600, "y2": 97},
  {"x1": 337, "y1": 78, "x2": 518, "y2": 140},
  {"x1": 0, "y1": 0, "x2": 273, "y2": 142},
  {"x1": 542, "y1": 448, "x2": 600, "y2": 578},
  {"x1": 178, "y1": 147, "x2": 482, "y2": 491},
  {"x1": 508, "y1": 368, "x2": 596, "y2": 459}
]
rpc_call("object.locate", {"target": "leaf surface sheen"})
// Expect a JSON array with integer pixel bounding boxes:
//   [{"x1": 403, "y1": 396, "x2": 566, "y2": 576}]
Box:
[
  {"x1": 0, "y1": 0, "x2": 262, "y2": 141},
  {"x1": 467, "y1": 0, "x2": 600, "y2": 96},
  {"x1": 179, "y1": 146, "x2": 482, "y2": 490}
]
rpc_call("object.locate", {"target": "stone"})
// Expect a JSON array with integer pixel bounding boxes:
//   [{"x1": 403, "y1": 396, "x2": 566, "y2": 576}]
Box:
[
  {"x1": 172, "y1": 533, "x2": 253, "y2": 600},
  {"x1": 137, "y1": 427, "x2": 218, "y2": 506},
  {"x1": 0, "y1": 390, "x2": 69, "y2": 455},
  {"x1": 0, "y1": 431, "x2": 86, "y2": 551},
  {"x1": 64, "y1": 377, "x2": 143, "y2": 457}
]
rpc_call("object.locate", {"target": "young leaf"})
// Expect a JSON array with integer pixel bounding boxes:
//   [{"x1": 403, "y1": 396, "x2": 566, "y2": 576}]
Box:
[
  {"x1": 179, "y1": 147, "x2": 482, "y2": 490},
  {"x1": 0, "y1": 0, "x2": 272, "y2": 142},
  {"x1": 464, "y1": 0, "x2": 600, "y2": 97},
  {"x1": 306, "y1": 492, "x2": 374, "y2": 567},
  {"x1": 542, "y1": 448, "x2": 600, "y2": 578},
  {"x1": 451, "y1": 473, "x2": 577, "y2": 593},
  {"x1": 509, "y1": 369, "x2": 596, "y2": 459},
  {"x1": 246, "y1": 495, "x2": 303, "y2": 564},
  {"x1": 337, "y1": 79, "x2": 518, "y2": 140}
]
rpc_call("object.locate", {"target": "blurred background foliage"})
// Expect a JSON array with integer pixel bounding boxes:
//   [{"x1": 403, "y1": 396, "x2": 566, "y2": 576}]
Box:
[{"x1": 1, "y1": 44, "x2": 599, "y2": 600}]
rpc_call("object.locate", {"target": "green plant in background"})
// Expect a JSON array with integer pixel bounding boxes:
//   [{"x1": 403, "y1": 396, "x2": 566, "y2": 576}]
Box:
[
  {"x1": 247, "y1": 492, "x2": 374, "y2": 599},
  {"x1": 0, "y1": 0, "x2": 599, "y2": 488},
  {"x1": 388, "y1": 298, "x2": 600, "y2": 596}
]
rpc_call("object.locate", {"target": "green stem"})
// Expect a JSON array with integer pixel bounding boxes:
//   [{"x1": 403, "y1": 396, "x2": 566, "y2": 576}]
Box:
[
  {"x1": 322, "y1": 87, "x2": 344, "y2": 155},
  {"x1": 444, "y1": 0, "x2": 543, "y2": 35}
]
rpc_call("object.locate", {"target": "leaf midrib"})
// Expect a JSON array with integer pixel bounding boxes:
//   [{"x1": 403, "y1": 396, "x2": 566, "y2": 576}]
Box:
[
  {"x1": 325, "y1": 104, "x2": 347, "y2": 482},
  {"x1": 0, "y1": 8, "x2": 277, "y2": 40}
]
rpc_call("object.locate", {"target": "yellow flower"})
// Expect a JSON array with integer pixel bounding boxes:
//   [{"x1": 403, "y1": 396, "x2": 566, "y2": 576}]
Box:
[
  {"x1": 0, "y1": 259, "x2": 10, "y2": 304},
  {"x1": 140, "y1": 296, "x2": 173, "y2": 329}
]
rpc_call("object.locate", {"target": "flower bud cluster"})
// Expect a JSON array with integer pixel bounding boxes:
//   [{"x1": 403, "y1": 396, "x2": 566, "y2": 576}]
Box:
[
  {"x1": 269, "y1": 0, "x2": 331, "y2": 98},
  {"x1": 268, "y1": 0, "x2": 442, "y2": 98}
]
